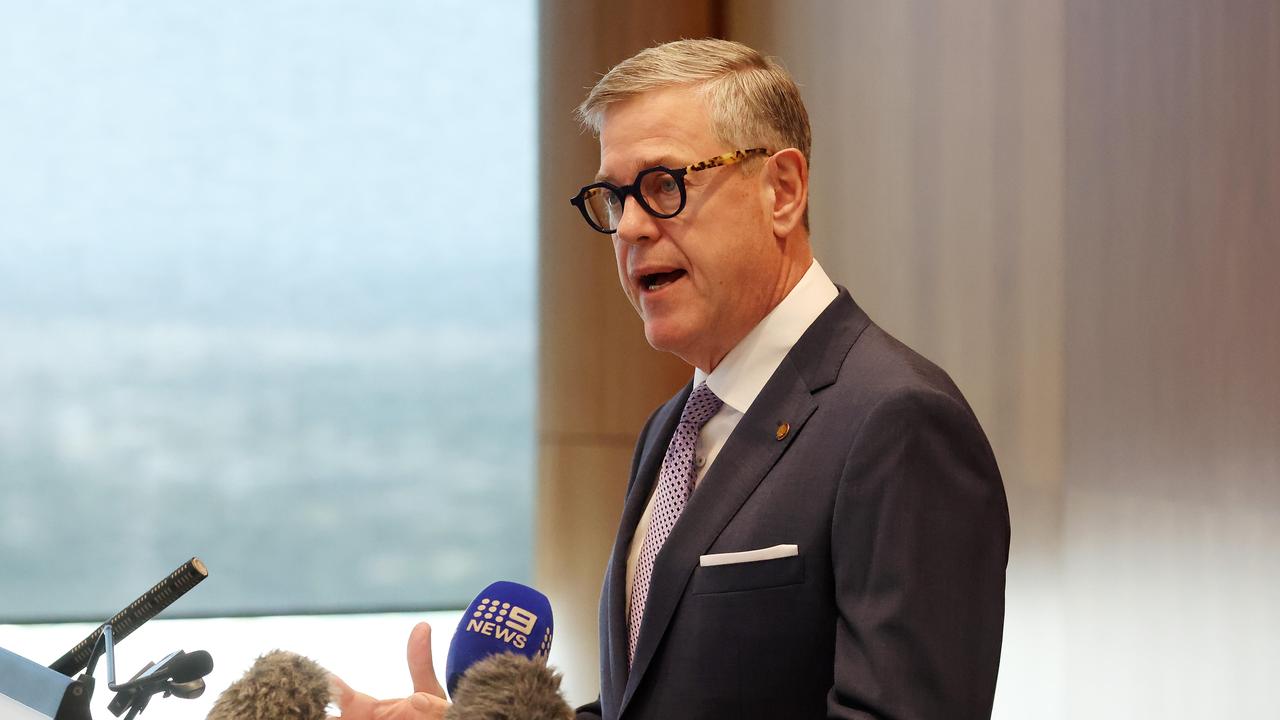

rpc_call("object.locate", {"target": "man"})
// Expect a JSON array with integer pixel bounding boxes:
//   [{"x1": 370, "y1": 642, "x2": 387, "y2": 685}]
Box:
[
  {"x1": 335, "y1": 38, "x2": 1008, "y2": 720},
  {"x1": 568, "y1": 38, "x2": 1007, "y2": 720}
]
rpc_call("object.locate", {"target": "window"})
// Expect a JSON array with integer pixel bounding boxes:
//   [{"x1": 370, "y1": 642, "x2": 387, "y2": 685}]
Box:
[{"x1": 0, "y1": 2, "x2": 536, "y2": 621}]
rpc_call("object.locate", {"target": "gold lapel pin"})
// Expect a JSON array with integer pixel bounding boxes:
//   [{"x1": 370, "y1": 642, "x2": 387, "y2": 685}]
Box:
[{"x1": 775, "y1": 422, "x2": 790, "y2": 441}]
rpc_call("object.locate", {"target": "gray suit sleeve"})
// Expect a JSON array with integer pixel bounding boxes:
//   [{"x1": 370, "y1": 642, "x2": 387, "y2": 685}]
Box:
[{"x1": 828, "y1": 387, "x2": 1009, "y2": 719}]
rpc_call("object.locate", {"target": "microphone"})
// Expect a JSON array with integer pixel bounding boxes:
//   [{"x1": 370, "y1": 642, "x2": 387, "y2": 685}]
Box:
[
  {"x1": 168, "y1": 651, "x2": 215, "y2": 683},
  {"x1": 444, "y1": 653, "x2": 572, "y2": 720},
  {"x1": 206, "y1": 635, "x2": 571, "y2": 720},
  {"x1": 51, "y1": 557, "x2": 209, "y2": 676},
  {"x1": 444, "y1": 581, "x2": 554, "y2": 698},
  {"x1": 105, "y1": 636, "x2": 215, "y2": 719},
  {"x1": 203, "y1": 581, "x2": 556, "y2": 718},
  {"x1": 206, "y1": 650, "x2": 332, "y2": 720},
  {"x1": 111, "y1": 649, "x2": 213, "y2": 692}
]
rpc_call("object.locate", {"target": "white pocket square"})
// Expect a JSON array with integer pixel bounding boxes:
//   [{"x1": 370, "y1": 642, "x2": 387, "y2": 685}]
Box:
[{"x1": 699, "y1": 544, "x2": 799, "y2": 567}]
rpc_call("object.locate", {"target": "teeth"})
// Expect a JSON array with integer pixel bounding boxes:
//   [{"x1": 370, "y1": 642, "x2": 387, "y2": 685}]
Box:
[{"x1": 641, "y1": 270, "x2": 681, "y2": 291}]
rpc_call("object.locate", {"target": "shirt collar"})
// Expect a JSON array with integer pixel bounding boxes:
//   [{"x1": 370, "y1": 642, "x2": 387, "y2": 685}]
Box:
[{"x1": 693, "y1": 259, "x2": 839, "y2": 415}]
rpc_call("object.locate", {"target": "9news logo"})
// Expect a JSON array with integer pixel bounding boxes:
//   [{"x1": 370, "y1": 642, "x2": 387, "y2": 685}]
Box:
[{"x1": 466, "y1": 597, "x2": 539, "y2": 650}]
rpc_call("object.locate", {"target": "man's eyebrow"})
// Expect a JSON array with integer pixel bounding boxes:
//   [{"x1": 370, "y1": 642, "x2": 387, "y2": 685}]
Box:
[{"x1": 595, "y1": 156, "x2": 682, "y2": 184}]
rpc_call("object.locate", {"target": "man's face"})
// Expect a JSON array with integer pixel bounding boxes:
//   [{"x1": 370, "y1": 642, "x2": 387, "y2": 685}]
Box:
[{"x1": 597, "y1": 85, "x2": 791, "y2": 371}]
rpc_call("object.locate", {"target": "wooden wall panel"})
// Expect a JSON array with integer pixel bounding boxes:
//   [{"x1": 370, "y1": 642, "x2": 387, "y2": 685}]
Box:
[{"x1": 535, "y1": 0, "x2": 718, "y2": 705}]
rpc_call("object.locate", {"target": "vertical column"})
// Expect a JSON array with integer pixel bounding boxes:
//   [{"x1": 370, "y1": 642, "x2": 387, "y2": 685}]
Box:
[{"x1": 535, "y1": 0, "x2": 721, "y2": 705}]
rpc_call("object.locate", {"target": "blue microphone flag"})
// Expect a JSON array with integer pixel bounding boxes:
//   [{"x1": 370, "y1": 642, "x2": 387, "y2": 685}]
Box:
[{"x1": 444, "y1": 581, "x2": 553, "y2": 698}]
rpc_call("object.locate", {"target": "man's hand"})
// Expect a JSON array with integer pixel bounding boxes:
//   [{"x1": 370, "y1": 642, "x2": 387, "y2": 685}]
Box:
[{"x1": 329, "y1": 621, "x2": 451, "y2": 720}]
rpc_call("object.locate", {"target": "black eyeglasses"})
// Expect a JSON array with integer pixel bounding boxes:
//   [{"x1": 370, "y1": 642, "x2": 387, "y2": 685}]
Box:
[{"x1": 569, "y1": 148, "x2": 770, "y2": 234}]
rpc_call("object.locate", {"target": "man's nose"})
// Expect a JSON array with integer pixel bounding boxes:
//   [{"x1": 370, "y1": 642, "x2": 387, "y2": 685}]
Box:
[{"x1": 613, "y1": 196, "x2": 657, "y2": 245}]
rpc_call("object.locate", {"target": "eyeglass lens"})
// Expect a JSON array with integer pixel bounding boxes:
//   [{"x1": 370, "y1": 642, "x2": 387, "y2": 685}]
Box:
[{"x1": 583, "y1": 169, "x2": 683, "y2": 232}]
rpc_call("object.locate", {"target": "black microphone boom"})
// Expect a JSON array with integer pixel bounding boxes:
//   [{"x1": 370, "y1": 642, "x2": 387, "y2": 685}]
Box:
[{"x1": 50, "y1": 557, "x2": 209, "y2": 677}]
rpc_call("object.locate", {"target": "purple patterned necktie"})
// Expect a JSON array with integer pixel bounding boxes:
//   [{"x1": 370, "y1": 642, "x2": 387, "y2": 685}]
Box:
[{"x1": 628, "y1": 381, "x2": 723, "y2": 665}]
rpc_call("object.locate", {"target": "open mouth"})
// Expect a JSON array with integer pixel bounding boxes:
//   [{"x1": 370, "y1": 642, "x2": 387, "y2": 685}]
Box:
[{"x1": 639, "y1": 269, "x2": 687, "y2": 292}]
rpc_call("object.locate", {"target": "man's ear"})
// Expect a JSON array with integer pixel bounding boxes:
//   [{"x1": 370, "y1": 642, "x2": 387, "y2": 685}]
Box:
[{"x1": 766, "y1": 148, "x2": 808, "y2": 237}]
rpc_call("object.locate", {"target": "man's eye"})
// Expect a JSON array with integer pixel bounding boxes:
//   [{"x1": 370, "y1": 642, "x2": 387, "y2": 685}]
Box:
[{"x1": 656, "y1": 176, "x2": 679, "y2": 194}]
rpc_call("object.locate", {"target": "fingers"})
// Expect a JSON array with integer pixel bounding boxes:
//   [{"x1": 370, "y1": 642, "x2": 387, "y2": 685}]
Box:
[
  {"x1": 329, "y1": 673, "x2": 375, "y2": 719},
  {"x1": 328, "y1": 667, "x2": 450, "y2": 720},
  {"x1": 330, "y1": 673, "x2": 355, "y2": 709},
  {"x1": 409, "y1": 692, "x2": 451, "y2": 717},
  {"x1": 407, "y1": 622, "x2": 447, "y2": 698}
]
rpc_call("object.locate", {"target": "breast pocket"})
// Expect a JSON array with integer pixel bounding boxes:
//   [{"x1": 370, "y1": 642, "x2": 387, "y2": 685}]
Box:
[{"x1": 689, "y1": 553, "x2": 805, "y2": 595}]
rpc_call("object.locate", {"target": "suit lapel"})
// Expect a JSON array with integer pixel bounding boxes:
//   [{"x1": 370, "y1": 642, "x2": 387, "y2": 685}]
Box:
[
  {"x1": 616, "y1": 289, "x2": 869, "y2": 717},
  {"x1": 602, "y1": 385, "x2": 689, "y2": 714},
  {"x1": 618, "y1": 361, "x2": 816, "y2": 714}
]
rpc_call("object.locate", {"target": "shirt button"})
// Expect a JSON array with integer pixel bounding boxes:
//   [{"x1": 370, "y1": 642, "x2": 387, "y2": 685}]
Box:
[{"x1": 694, "y1": 456, "x2": 706, "y2": 468}]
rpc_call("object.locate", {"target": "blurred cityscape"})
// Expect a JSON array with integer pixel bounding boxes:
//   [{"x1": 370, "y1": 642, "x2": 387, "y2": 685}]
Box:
[
  {"x1": 0, "y1": 1, "x2": 536, "y2": 621},
  {"x1": 0, "y1": 278, "x2": 534, "y2": 620}
]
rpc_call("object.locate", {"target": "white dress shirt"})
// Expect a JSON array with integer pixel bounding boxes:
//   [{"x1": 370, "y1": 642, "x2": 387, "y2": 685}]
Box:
[{"x1": 624, "y1": 259, "x2": 839, "y2": 610}]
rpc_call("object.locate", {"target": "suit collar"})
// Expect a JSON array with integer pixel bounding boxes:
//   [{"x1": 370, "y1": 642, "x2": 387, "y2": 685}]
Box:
[
  {"x1": 788, "y1": 287, "x2": 870, "y2": 392},
  {"x1": 612, "y1": 287, "x2": 870, "y2": 717}
]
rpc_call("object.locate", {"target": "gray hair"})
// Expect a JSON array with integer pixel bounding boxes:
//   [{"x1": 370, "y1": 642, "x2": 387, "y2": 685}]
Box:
[{"x1": 577, "y1": 38, "x2": 811, "y2": 165}]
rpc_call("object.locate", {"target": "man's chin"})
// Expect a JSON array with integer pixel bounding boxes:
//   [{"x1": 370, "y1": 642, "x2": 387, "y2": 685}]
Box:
[
  {"x1": 643, "y1": 318, "x2": 684, "y2": 348},
  {"x1": 642, "y1": 322, "x2": 705, "y2": 368}
]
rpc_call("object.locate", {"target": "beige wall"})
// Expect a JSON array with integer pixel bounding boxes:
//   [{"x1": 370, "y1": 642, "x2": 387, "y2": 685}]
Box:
[
  {"x1": 727, "y1": 1, "x2": 1068, "y2": 713},
  {"x1": 1061, "y1": 1, "x2": 1280, "y2": 715},
  {"x1": 728, "y1": 1, "x2": 1279, "y2": 717}
]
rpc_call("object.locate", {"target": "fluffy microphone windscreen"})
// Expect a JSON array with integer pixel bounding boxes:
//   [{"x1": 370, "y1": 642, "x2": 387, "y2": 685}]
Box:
[
  {"x1": 444, "y1": 653, "x2": 572, "y2": 720},
  {"x1": 445, "y1": 581, "x2": 554, "y2": 697},
  {"x1": 206, "y1": 650, "x2": 331, "y2": 720}
]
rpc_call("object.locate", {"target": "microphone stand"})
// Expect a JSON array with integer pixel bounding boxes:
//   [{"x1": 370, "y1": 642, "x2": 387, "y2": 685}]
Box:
[
  {"x1": 83, "y1": 625, "x2": 212, "y2": 720},
  {"x1": 53, "y1": 676, "x2": 95, "y2": 720}
]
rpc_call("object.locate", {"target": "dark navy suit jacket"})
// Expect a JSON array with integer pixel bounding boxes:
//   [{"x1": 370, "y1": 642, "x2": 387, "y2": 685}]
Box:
[{"x1": 577, "y1": 289, "x2": 1009, "y2": 719}]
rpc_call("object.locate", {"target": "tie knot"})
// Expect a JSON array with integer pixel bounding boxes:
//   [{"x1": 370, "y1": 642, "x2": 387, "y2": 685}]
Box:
[{"x1": 679, "y1": 381, "x2": 723, "y2": 429}]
